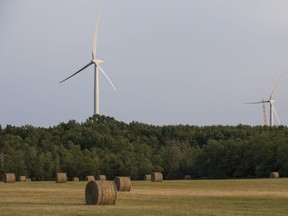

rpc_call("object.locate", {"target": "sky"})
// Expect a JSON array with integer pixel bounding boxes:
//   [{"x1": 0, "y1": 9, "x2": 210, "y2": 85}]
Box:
[{"x1": 1, "y1": 0, "x2": 288, "y2": 127}]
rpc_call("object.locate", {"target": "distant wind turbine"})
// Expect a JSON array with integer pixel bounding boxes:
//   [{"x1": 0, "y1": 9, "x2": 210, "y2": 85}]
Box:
[
  {"x1": 60, "y1": 14, "x2": 117, "y2": 116},
  {"x1": 261, "y1": 98, "x2": 267, "y2": 126},
  {"x1": 244, "y1": 74, "x2": 282, "y2": 126}
]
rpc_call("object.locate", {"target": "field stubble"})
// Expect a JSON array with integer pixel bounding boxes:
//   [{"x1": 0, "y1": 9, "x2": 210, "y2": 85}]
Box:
[{"x1": 0, "y1": 179, "x2": 288, "y2": 216}]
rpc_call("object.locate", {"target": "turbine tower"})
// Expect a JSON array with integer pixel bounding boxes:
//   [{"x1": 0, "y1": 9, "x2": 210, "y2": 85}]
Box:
[
  {"x1": 60, "y1": 14, "x2": 116, "y2": 116},
  {"x1": 245, "y1": 74, "x2": 282, "y2": 127}
]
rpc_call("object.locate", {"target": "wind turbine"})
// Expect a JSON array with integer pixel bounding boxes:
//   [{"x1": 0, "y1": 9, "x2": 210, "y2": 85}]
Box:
[
  {"x1": 245, "y1": 74, "x2": 282, "y2": 126},
  {"x1": 60, "y1": 14, "x2": 116, "y2": 116}
]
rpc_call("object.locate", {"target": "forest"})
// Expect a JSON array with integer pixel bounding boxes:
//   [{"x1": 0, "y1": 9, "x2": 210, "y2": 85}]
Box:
[{"x1": 0, "y1": 115, "x2": 288, "y2": 181}]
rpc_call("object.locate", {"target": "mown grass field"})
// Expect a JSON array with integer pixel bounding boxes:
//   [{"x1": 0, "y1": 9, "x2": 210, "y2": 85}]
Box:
[{"x1": 0, "y1": 179, "x2": 288, "y2": 216}]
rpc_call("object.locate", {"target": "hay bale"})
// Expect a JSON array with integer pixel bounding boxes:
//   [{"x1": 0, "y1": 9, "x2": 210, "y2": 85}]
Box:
[
  {"x1": 151, "y1": 172, "x2": 163, "y2": 182},
  {"x1": 85, "y1": 180, "x2": 117, "y2": 205},
  {"x1": 144, "y1": 174, "x2": 151, "y2": 181},
  {"x1": 114, "y1": 176, "x2": 132, "y2": 191},
  {"x1": 56, "y1": 173, "x2": 67, "y2": 183},
  {"x1": 86, "y1": 176, "x2": 95, "y2": 181},
  {"x1": 184, "y1": 175, "x2": 191, "y2": 180},
  {"x1": 73, "y1": 177, "x2": 79, "y2": 181},
  {"x1": 96, "y1": 175, "x2": 106, "y2": 181},
  {"x1": 4, "y1": 173, "x2": 16, "y2": 183},
  {"x1": 26, "y1": 178, "x2": 31, "y2": 182},
  {"x1": 19, "y1": 176, "x2": 27, "y2": 182},
  {"x1": 270, "y1": 172, "x2": 279, "y2": 178}
]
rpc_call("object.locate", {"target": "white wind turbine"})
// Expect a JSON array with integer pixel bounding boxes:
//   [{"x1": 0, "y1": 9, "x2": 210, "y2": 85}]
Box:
[
  {"x1": 245, "y1": 74, "x2": 282, "y2": 126},
  {"x1": 60, "y1": 14, "x2": 116, "y2": 116}
]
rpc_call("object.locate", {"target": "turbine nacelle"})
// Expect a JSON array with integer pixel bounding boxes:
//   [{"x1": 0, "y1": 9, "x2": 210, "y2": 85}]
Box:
[{"x1": 93, "y1": 59, "x2": 104, "y2": 65}]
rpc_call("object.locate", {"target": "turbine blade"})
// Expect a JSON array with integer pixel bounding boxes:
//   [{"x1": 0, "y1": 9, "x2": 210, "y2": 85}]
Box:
[
  {"x1": 59, "y1": 62, "x2": 93, "y2": 83},
  {"x1": 272, "y1": 104, "x2": 281, "y2": 125},
  {"x1": 243, "y1": 101, "x2": 268, "y2": 104},
  {"x1": 270, "y1": 73, "x2": 283, "y2": 99},
  {"x1": 96, "y1": 64, "x2": 117, "y2": 92},
  {"x1": 92, "y1": 13, "x2": 100, "y2": 60}
]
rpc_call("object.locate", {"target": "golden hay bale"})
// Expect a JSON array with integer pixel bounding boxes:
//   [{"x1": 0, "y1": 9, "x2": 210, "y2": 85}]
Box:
[
  {"x1": 4, "y1": 173, "x2": 16, "y2": 183},
  {"x1": 96, "y1": 175, "x2": 106, "y2": 181},
  {"x1": 184, "y1": 175, "x2": 191, "y2": 180},
  {"x1": 86, "y1": 176, "x2": 95, "y2": 181},
  {"x1": 19, "y1": 176, "x2": 27, "y2": 182},
  {"x1": 151, "y1": 172, "x2": 163, "y2": 182},
  {"x1": 270, "y1": 172, "x2": 279, "y2": 178},
  {"x1": 144, "y1": 174, "x2": 151, "y2": 181},
  {"x1": 85, "y1": 180, "x2": 117, "y2": 205},
  {"x1": 73, "y1": 177, "x2": 79, "y2": 182},
  {"x1": 114, "y1": 176, "x2": 132, "y2": 191},
  {"x1": 56, "y1": 173, "x2": 67, "y2": 183}
]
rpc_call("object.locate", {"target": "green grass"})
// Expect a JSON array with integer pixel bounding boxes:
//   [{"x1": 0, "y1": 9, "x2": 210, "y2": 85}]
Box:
[{"x1": 0, "y1": 179, "x2": 288, "y2": 216}]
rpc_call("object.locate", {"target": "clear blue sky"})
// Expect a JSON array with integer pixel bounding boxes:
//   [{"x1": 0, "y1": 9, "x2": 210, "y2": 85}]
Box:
[{"x1": 1, "y1": 0, "x2": 288, "y2": 127}]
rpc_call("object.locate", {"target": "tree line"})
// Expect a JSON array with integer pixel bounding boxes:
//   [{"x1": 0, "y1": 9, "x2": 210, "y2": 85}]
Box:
[{"x1": 0, "y1": 115, "x2": 288, "y2": 181}]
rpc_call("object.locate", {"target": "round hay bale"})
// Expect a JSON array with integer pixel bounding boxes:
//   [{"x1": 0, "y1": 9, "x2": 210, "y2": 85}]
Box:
[
  {"x1": 144, "y1": 174, "x2": 151, "y2": 181},
  {"x1": 73, "y1": 177, "x2": 79, "y2": 182},
  {"x1": 85, "y1": 180, "x2": 117, "y2": 205},
  {"x1": 270, "y1": 172, "x2": 279, "y2": 178},
  {"x1": 151, "y1": 172, "x2": 163, "y2": 182},
  {"x1": 184, "y1": 175, "x2": 191, "y2": 180},
  {"x1": 56, "y1": 173, "x2": 67, "y2": 183},
  {"x1": 96, "y1": 175, "x2": 106, "y2": 181},
  {"x1": 114, "y1": 176, "x2": 132, "y2": 191},
  {"x1": 19, "y1": 176, "x2": 27, "y2": 182},
  {"x1": 86, "y1": 176, "x2": 95, "y2": 181},
  {"x1": 4, "y1": 173, "x2": 16, "y2": 183}
]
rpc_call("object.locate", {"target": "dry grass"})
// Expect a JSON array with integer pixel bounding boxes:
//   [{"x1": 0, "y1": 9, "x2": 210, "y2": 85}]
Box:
[{"x1": 0, "y1": 179, "x2": 288, "y2": 215}]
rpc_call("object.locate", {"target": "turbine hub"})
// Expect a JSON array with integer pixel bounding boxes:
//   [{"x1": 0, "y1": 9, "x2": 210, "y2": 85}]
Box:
[{"x1": 269, "y1": 99, "x2": 275, "y2": 103}]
